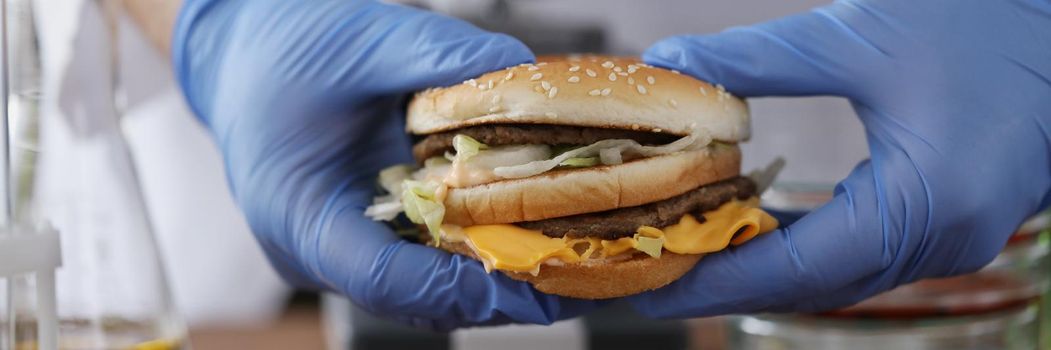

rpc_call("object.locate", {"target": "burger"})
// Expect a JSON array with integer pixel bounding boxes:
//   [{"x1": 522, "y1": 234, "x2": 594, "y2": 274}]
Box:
[{"x1": 367, "y1": 55, "x2": 778, "y2": 299}]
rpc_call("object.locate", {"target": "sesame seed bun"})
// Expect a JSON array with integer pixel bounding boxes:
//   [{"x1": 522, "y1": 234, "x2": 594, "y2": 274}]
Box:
[
  {"x1": 407, "y1": 55, "x2": 749, "y2": 141},
  {"x1": 442, "y1": 144, "x2": 741, "y2": 226},
  {"x1": 439, "y1": 238, "x2": 703, "y2": 300}
]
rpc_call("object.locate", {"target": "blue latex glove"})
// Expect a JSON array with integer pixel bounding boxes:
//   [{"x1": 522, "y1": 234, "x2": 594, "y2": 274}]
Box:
[
  {"x1": 630, "y1": 0, "x2": 1051, "y2": 317},
  {"x1": 172, "y1": 0, "x2": 600, "y2": 330}
]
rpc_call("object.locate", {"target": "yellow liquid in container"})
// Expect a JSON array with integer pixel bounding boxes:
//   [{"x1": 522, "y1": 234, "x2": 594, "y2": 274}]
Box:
[{"x1": 9, "y1": 319, "x2": 186, "y2": 350}]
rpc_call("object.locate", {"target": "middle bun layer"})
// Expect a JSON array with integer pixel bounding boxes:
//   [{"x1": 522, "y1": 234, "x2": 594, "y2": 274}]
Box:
[{"x1": 442, "y1": 145, "x2": 741, "y2": 226}]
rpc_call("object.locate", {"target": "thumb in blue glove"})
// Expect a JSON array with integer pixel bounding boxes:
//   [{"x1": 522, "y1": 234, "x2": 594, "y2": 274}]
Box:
[
  {"x1": 173, "y1": 0, "x2": 601, "y2": 330},
  {"x1": 630, "y1": 0, "x2": 1051, "y2": 317}
]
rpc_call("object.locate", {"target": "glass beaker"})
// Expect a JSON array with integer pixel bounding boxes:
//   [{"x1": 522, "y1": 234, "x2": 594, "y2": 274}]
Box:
[{"x1": 1, "y1": 0, "x2": 187, "y2": 348}]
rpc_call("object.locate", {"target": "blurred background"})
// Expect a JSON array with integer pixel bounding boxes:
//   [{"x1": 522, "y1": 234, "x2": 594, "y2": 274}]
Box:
[{"x1": 2, "y1": 0, "x2": 1046, "y2": 349}]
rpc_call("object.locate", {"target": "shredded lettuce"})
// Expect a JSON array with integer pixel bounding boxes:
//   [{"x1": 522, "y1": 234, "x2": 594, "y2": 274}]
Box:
[
  {"x1": 424, "y1": 156, "x2": 451, "y2": 168},
  {"x1": 463, "y1": 144, "x2": 552, "y2": 170},
  {"x1": 599, "y1": 148, "x2": 624, "y2": 165},
  {"x1": 634, "y1": 226, "x2": 665, "y2": 258},
  {"x1": 493, "y1": 130, "x2": 709, "y2": 179},
  {"x1": 364, "y1": 196, "x2": 403, "y2": 221},
  {"x1": 415, "y1": 157, "x2": 452, "y2": 183},
  {"x1": 559, "y1": 157, "x2": 600, "y2": 167},
  {"x1": 400, "y1": 180, "x2": 446, "y2": 245},
  {"x1": 453, "y1": 134, "x2": 488, "y2": 161},
  {"x1": 366, "y1": 165, "x2": 414, "y2": 221},
  {"x1": 442, "y1": 144, "x2": 552, "y2": 187},
  {"x1": 378, "y1": 164, "x2": 413, "y2": 196},
  {"x1": 634, "y1": 235, "x2": 665, "y2": 258}
]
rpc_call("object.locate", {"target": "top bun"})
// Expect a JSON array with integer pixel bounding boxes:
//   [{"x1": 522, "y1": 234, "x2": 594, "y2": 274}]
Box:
[{"x1": 407, "y1": 55, "x2": 750, "y2": 141}]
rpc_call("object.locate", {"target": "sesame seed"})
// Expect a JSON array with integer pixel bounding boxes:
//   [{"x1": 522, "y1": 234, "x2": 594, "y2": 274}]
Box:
[
  {"x1": 716, "y1": 84, "x2": 726, "y2": 92},
  {"x1": 541, "y1": 81, "x2": 551, "y2": 91},
  {"x1": 478, "y1": 84, "x2": 488, "y2": 91},
  {"x1": 536, "y1": 62, "x2": 548, "y2": 66},
  {"x1": 671, "y1": 70, "x2": 681, "y2": 75},
  {"x1": 636, "y1": 85, "x2": 648, "y2": 94},
  {"x1": 487, "y1": 80, "x2": 494, "y2": 89},
  {"x1": 492, "y1": 95, "x2": 502, "y2": 104},
  {"x1": 608, "y1": 72, "x2": 618, "y2": 81},
  {"x1": 586, "y1": 69, "x2": 597, "y2": 78},
  {"x1": 466, "y1": 79, "x2": 478, "y2": 87},
  {"x1": 617, "y1": 72, "x2": 628, "y2": 76},
  {"x1": 588, "y1": 89, "x2": 602, "y2": 96},
  {"x1": 631, "y1": 124, "x2": 640, "y2": 130},
  {"x1": 613, "y1": 66, "x2": 623, "y2": 73},
  {"x1": 548, "y1": 87, "x2": 559, "y2": 99},
  {"x1": 545, "y1": 112, "x2": 558, "y2": 119},
  {"x1": 569, "y1": 65, "x2": 581, "y2": 72},
  {"x1": 528, "y1": 65, "x2": 540, "y2": 71},
  {"x1": 530, "y1": 73, "x2": 543, "y2": 81},
  {"x1": 627, "y1": 77, "x2": 635, "y2": 85},
  {"x1": 601, "y1": 88, "x2": 612, "y2": 96},
  {"x1": 653, "y1": 128, "x2": 663, "y2": 133},
  {"x1": 699, "y1": 87, "x2": 708, "y2": 95},
  {"x1": 647, "y1": 76, "x2": 655, "y2": 85},
  {"x1": 504, "y1": 71, "x2": 514, "y2": 81},
  {"x1": 602, "y1": 61, "x2": 614, "y2": 69},
  {"x1": 627, "y1": 65, "x2": 638, "y2": 74},
  {"x1": 669, "y1": 99, "x2": 678, "y2": 107},
  {"x1": 568, "y1": 76, "x2": 581, "y2": 83}
]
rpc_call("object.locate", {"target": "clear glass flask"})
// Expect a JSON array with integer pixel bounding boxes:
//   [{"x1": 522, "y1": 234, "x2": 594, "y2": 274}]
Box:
[{"x1": 1, "y1": 0, "x2": 187, "y2": 348}]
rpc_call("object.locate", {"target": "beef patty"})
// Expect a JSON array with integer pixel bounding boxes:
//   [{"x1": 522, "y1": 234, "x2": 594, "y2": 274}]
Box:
[
  {"x1": 412, "y1": 124, "x2": 680, "y2": 161},
  {"x1": 517, "y1": 176, "x2": 757, "y2": 240}
]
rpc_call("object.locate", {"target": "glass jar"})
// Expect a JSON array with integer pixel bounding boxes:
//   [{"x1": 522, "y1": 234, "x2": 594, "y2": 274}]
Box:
[
  {"x1": 1, "y1": 0, "x2": 187, "y2": 348},
  {"x1": 731, "y1": 305, "x2": 1039, "y2": 350}
]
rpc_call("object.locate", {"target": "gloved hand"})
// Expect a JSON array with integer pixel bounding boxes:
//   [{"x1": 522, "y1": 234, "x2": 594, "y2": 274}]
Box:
[
  {"x1": 173, "y1": 0, "x2": 600, "y2": 330},
  {"x1": 630, "y1": 0, "x2": 1051, "y2": 317}
]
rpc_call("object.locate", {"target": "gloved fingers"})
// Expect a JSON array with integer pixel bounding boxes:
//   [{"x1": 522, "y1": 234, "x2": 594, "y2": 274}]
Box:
[
  {"x1": 256, "y1": 239, "x2": 329, "y2": 291},
  {"x1": 642, "y1": 3, "x2": 892, "y2": 99},
  {"x1": 300, "y1": 1, "x2": 535, "y2": 102},
  {"x1": 344, "y1": 1, "x2": 538, "y2": 96},
  {"x1": 175, "y1": 0, "x2": 534, "y2": 120},
  {"x1": 628, "y1": 161, "x2": 891, "y2": 318}
]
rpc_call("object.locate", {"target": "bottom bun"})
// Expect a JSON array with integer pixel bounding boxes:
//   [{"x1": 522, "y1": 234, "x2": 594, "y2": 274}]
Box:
[{"x1": 439, "y1": 240, "x2": 702, "y2": 299}]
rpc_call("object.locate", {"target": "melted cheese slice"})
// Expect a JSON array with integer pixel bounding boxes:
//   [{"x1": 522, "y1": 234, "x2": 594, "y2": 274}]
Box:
[
  {"x1": 462, "y1": 224, "x2": 582, "y2": 273},
  {"x1": 661, "y1": 199, "x2": 779, "y2": 254},
  {"x1": 458, "y1": 198, "x2": 778, "y2": 274}
]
